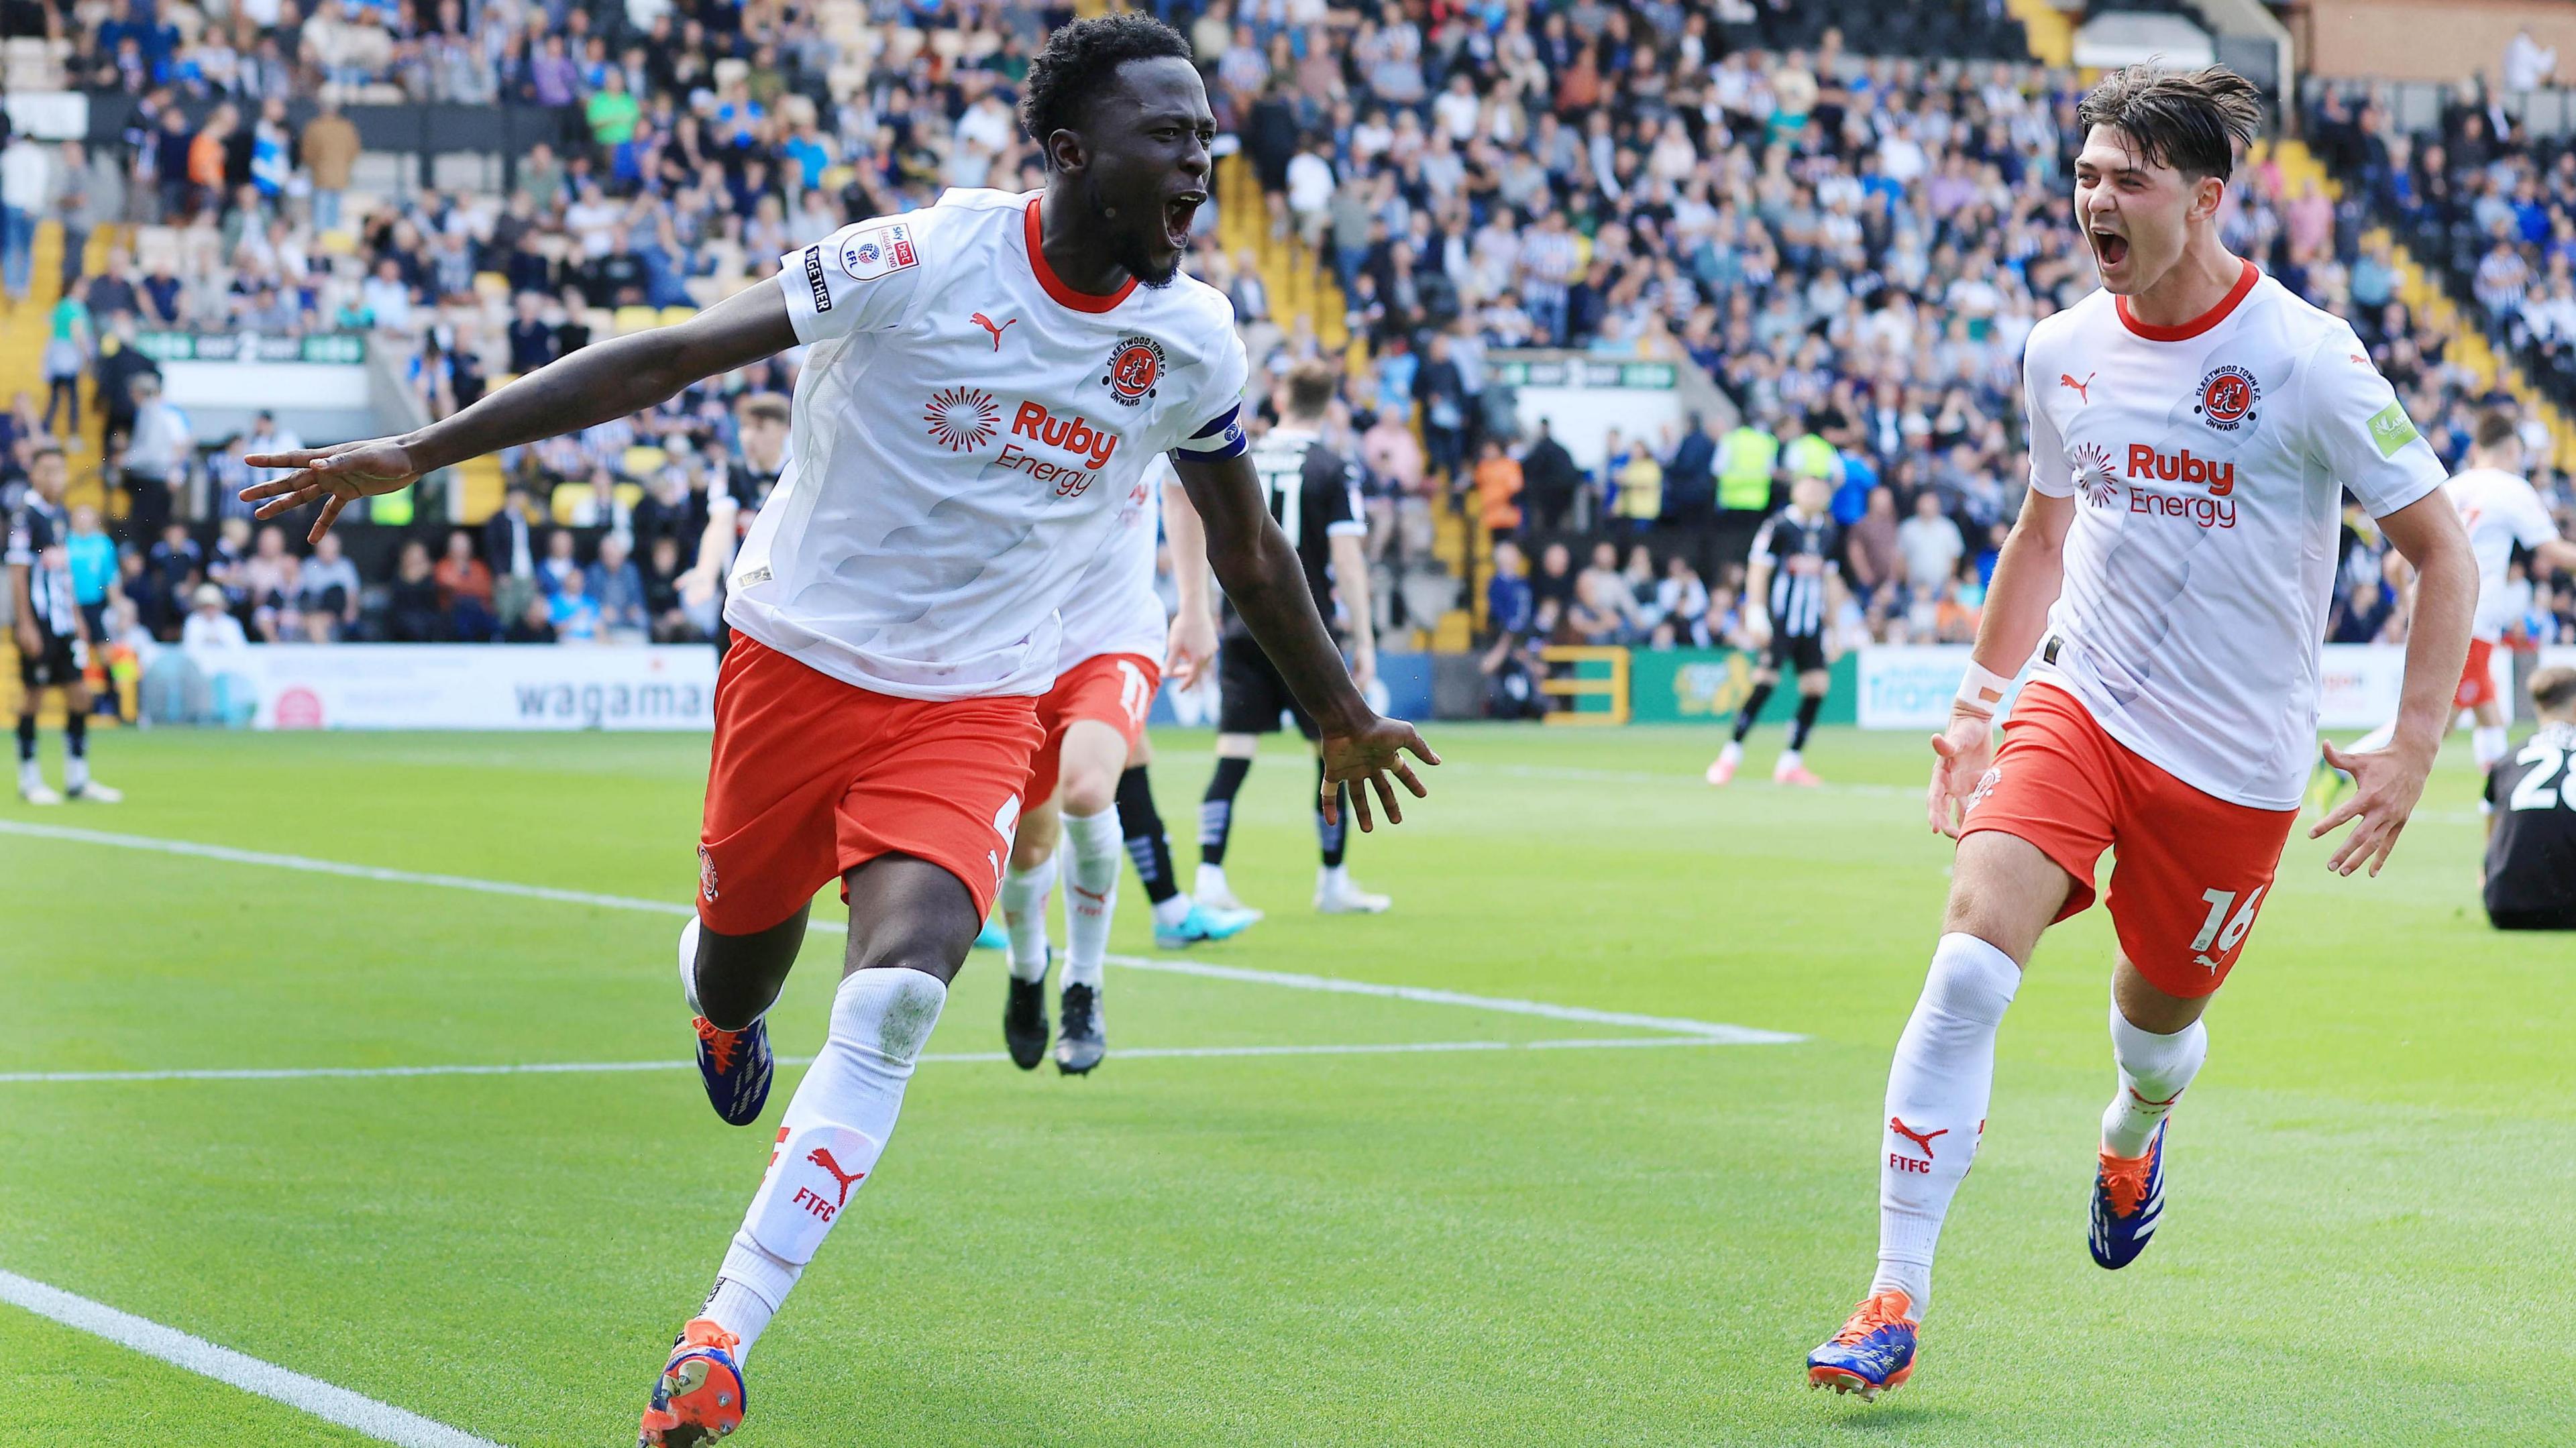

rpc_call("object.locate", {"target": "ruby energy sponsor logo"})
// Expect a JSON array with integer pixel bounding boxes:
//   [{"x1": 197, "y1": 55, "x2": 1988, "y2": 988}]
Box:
[
  {"x1": 1000, "y1": 402, "x2": 1122, "y2": 497},
  {"x1": 923, "y1": 387, "x2": 1000, "y2": 452}
]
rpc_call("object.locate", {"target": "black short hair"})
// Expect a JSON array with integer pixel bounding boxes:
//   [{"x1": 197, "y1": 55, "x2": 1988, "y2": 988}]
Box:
[
  {"x1": 2076, "y1": 65, "x2": 2265, "y2": 182},
  {"x1": 1019, "y1": 14, "x2": 1195, "y2": 164}
]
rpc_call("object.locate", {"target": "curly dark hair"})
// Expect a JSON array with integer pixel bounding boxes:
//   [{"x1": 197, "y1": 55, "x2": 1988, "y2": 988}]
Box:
[
  {"x1": 2076, "y1": 65, "x2": 2264, "y2": 182},
  {"x1": 1017, "y1": 14, "x2": 1195, "y2": 164}
]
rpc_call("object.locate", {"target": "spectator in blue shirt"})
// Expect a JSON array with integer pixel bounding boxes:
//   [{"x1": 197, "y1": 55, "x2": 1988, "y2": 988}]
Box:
[{"x1": 585, "y1": 533, "x2": 648, "y2": 640}]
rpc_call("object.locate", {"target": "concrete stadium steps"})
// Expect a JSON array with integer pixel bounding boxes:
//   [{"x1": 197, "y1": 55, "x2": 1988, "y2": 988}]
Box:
[
  {"x1": 2003, "y1": 0, "x2": 2074, "y2": 65},
  {"x1": 1215, "y1": 153, "x2": 1466, "y2": 648},
  {"x1": 0, "y1": 221, "x2": 119, "y2": 512},
  {"x1": 2270, "y1": 139, "x2": 2576, "y2": 473}
]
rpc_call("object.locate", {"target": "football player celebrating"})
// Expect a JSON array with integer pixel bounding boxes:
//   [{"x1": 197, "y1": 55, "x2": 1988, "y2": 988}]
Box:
[
  {"x1": 245, "y1": 17, "x2": 1434, "y2": 1443},
  {"x1": 1805, "y1": 66, "x2": 2475, "y2": 1400}
]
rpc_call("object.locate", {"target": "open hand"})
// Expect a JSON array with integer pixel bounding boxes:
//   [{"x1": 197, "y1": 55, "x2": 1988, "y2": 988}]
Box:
[
  {"x1": 241, "y1": 437, "x2": 426, "y2": 542},
  {"x1": 1165, "y1": 606, "x2": 1217, "y2": 689},
  {"x1": 1318, "y1": 713, "x2": 1439, "y2": 832},
  {"x1": 1925, "y1": 711, "x2": 1997, "y2": 838},
  {"x1": 2310, "y1": 736, "x2": 2433, "y2": 877}
]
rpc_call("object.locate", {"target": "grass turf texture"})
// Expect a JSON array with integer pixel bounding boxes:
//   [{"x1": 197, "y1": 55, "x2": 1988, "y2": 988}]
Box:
[{"x1": 1, "y1": 724, "x2": 2566, "y2": 1447}]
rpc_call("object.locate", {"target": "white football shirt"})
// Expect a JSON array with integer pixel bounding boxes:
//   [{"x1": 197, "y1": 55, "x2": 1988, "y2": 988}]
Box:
[
  {"x1": 2021, "y1": 261, "x2": 2448, "y2": 809},
  {"x1": 2445, "y1": 466, "x2": 2561, "y2": 641},
  {"x1": 1053, "y1": 453, "x2": 1172, "y2": 671},
  {"x1": 727, "y1": 188, "x2": 1249, "y2": 700}
]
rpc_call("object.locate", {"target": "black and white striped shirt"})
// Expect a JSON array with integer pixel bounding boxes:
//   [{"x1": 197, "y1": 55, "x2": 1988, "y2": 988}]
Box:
[
  {"x1": 4, "y1": 496, "x2": 78, "y2": 638},
  {"x1": 1750, "y1": 505, "x2": 1841, "y2": 637}
]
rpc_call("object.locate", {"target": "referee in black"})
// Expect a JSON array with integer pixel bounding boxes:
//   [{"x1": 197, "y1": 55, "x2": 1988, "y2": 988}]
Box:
[{"x1": 2483, "y1": 665, "x2": 2576, "y2": 930}]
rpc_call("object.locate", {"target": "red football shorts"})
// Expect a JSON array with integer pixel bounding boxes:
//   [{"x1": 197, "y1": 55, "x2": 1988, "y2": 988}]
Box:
[
  {"x1": 2453, "y1": 636, "x2": 2499, "y2": 712},
  {"x1": 1023, "y1": 651, "x2": 1159, "y2": 807},
  {"x1": 696, "y1": 634, "x2": 1042, "y2": 934},
  {"x1": 1958, "y1": 681, "x2": 2296, "y2": 998}
]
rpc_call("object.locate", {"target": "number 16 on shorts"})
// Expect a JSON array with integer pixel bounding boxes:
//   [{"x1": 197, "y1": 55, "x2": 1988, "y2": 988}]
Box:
[{"x1": 2187, "y1": 885, "x2": 2267, "y2": 975}]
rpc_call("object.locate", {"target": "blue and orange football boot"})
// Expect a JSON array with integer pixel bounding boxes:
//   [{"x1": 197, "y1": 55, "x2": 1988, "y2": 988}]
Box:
[
  {"x1": 1805, "y1": 1289, "x2": 1918, "y2": 1400},
  {"x1": 2089, "y1": 1120, "x2": 2167, "y2": 1270},
  {"x1": 639, "y1": 1318, "x2": 747, "y2": 1446},
  {"x1": 693, "y1": 1015, "x2": 772, "y2": 1127}
]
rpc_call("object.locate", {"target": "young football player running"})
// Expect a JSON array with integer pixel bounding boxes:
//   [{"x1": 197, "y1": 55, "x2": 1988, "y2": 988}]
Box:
[{"x1": 1805, "y1": 66, "x2": 2475, "y2": 1400}]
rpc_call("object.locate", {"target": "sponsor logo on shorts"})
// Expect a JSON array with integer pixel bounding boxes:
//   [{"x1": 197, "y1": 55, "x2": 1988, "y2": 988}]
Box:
[
  {"x1": 2194, "y1": 364, "x2": 2260, "y2": 431},
  {"x1": 802, "y1": 247, "x2": 831, "y2": 313},
  {"x1": 1099, "y1": 335, "x2": 1165, "y2": 405},
  {"x1": 1965, "y1": 765, "x2": 2002, "y2": 814}
]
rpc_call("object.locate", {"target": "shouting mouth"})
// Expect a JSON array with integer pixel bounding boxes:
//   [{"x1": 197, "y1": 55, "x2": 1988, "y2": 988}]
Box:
[
  {"x1": 1162, "y1": 191, "x2": 1204, "y2": 252},
  {"x1": 2090, "y1": 225, "x2": 2129, "y2": 270}
]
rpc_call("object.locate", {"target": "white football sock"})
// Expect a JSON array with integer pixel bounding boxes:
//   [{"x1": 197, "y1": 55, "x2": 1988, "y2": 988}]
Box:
[
  {"x1": 2473, "y1": 725, "x2": 2508, "y2": 773},
  {"x1": 1318, "y1": 863, "x2": 1351, "y2": 893},
  {"x1": 1150, "y1": 893, "x2": 1193, "y2": 930},
  {"x1": 17, "y1": 757, "x2": 39, "y2": 792},
  {"x1": 700, "y1": 968, "x2": 947, "y2": 1359},
  {"x1": 1719, "y1": 740, "x2": 1743, "y2": 768},
  {"x1": 1778, "y1": 748, "x2": 1803, "y2": 770},
  {"x1": 1195, "y1": 862, "x2": 1230, "y2": 899},
  {"x1": 63, "y1": 751, "x2": 88, "y2": 791},
  {"x1": 1872, "y1": 932, "x2": 2021, "y2": 1319},
  {"x1": 1060, "y1": 807, "x2": 1121, "y2": 990},
  {"x1": 999, "y1": 855, "x2": 1056, "y2": 983},
  {"x1": 2101, "y1": 1003, "x2": 2206, "y2": 1158}
]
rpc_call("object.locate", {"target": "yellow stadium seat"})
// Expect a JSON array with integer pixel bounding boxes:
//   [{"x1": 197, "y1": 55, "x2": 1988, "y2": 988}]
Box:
[
  {"x1": 619, "y1": 445, "x2": 668, "y2": 478},
  {"x1": 612, "y1": 306, "x2": 660, "y2": 335},
  {"x1": 548, "y1": 482, "x2": 589, "y2": 524},
  {"x1": 612, "y1": 483, "x2": 645, "y2": 512},
  {"x1": 658, "y1": 305, "x2": 696, "y2": 327}
]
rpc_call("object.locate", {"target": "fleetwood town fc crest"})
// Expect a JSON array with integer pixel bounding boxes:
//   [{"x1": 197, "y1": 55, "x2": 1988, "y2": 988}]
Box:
[{"x1": 1100, "y1": 335, "x2": 1165, "y2": 405}]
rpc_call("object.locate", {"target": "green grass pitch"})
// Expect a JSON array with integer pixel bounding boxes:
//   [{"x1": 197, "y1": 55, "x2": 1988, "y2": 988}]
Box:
[{"x1": 1, "y1": 722, "x2": 2568, "y2": 1445}]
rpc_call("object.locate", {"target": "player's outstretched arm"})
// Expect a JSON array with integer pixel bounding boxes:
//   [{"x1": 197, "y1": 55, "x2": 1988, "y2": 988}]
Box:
[
  {"x1": 242, "y1": 285, "x2": 800, "y2": 541},
  {"x1": 1171, "y1": 450, "x2": 1438, "y2": 830},
  {"x1": 2312, "y1": 492, "x2": 2475, "y2": 877},
  {"x1": 1929, "y1": 490, "x2": 2072, "y2": 836}
]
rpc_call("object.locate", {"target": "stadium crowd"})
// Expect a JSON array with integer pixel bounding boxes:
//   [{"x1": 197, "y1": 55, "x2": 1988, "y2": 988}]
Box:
[{"x1": 0, "y1": 0, "x2": 2565, "y2": 668}]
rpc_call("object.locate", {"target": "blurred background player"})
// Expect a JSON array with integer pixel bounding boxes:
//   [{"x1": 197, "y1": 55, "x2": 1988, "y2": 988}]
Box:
[
  {"x1": 1807, "y1": 66, "x2": 2475, "y2": 1402},
  {"x1": 999, "y1": 457, "x2": 1257, "y2": 1076},
  {"x1": 243, "y1": 19, "x2": 1438, "y2": 1443},
  {"x1": 2482, "y1": 665, "x2": 2576, "y2": 930},
  {"x1": 9, "y1": 446, "x2": 118, "y2": 805},
  {"x1": 1707, "y1": 470, "x2": 1841, "y2": 787},
  {"x1": 1192, "y1": 359, "x2": 1389, "y2": 916},
  {"x1": 678, "y1": 392, "x2": 792, "y2": 659},
  {"x1": 2322, "y1": 407, "x2": 2576, "y2": 805}
]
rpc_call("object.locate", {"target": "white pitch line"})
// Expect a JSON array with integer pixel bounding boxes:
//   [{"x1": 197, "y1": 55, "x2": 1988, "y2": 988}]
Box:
[
  {"x1": 0, "y1": 1269, "x2": 502, "y2": 1448},
  {"x1": 1106, "y1": 956, "x2": 1801, "y2": 1044},
  {"x1": 0, "y1": 820, "x2": 1801, "y2": 1045},
  {"x1": 0, "y1": 1036, "x2": 1730, "y2": 1085}
]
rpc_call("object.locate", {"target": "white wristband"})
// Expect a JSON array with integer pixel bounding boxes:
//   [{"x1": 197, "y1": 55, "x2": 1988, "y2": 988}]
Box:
[{"x1": 1953, "y1": 661, "x2": 2013, "y2": 719}]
